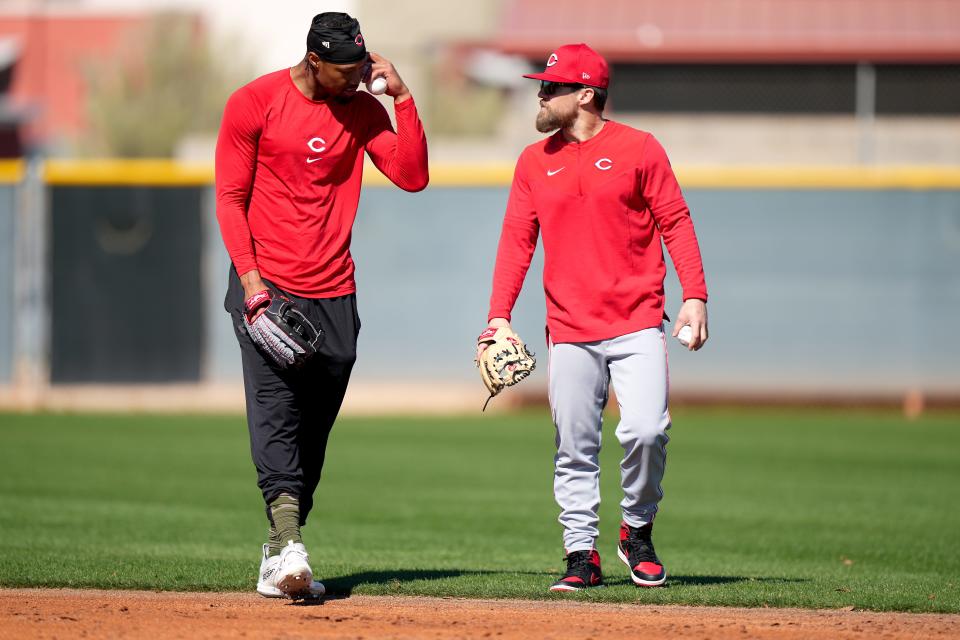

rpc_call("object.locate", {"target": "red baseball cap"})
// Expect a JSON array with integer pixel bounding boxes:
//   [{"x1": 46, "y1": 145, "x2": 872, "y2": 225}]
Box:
[{"x1": 523, "y1": 43, "x2": 609, "y2": 89}]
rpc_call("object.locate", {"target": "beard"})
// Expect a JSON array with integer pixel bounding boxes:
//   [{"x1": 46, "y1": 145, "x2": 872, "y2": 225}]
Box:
[{"x1": 536, "y1": 105, "x2": 575, "y2": 133}]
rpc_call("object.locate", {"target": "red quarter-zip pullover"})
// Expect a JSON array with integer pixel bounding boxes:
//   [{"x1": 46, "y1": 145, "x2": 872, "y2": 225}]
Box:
[
  {"x1": 488, "y1": 121, "x2": 707, "y2": 343},
  {"x1": 215, "y1": 69, "x2": 429, "y2": 298}
]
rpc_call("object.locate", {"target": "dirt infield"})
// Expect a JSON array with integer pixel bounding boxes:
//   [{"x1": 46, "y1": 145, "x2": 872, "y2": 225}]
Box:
[{"x1": 2, "y1": 589, "x2": 958, "y2": 640}]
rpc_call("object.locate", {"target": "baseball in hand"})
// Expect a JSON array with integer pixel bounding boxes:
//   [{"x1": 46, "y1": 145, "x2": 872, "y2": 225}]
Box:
[
  {"x1": 677, "y1": 325, "x2": 693, "y2": 347},
  {"x1": 366, "y1": 76, "x2": 388, "y2": 95}
]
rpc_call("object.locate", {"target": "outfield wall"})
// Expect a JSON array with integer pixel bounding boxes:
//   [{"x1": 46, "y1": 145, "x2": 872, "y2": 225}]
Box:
[
  {"x1": 350, "y1": 179, "x2": 960, "y2": 397},
  {"x1": 0, "y1": 161, "x2": 958, "y2": 404},
  {"x1": 0, "y1": 181, "x2": 15, "y2": 384}
]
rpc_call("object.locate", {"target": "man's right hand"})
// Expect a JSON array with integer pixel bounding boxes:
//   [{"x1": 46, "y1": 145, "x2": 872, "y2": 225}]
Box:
[
  {"x1": 240, "y1": 269, "x2": 269, "y2": 320},
  {"x1": 474, "y1": 322, "x2": 537, "y2": 409},
  {"x1": 477, "y1": 317, "x2": 512, "y2": 359}
]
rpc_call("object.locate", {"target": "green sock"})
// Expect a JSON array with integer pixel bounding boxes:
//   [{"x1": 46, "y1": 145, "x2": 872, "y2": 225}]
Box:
[
  {"x1": 268, "y1": 493, "x2": 302, "y2": 554},
  {"x1": 267, "y1": 525, "x2": 283, "y2": 557}
]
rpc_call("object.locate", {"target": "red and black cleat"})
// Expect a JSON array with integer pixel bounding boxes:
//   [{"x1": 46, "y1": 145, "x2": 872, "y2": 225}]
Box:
[
  {"x1": 549, "y1": 549, "x2": 603, "y2": 592},
  {"x1": 617, "y1": 521, "x2": 666, "y2": 586}
]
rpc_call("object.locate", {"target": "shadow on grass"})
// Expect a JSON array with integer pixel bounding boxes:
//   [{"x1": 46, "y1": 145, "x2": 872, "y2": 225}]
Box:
[
  {"x1": 288, "y1": 570, "x2": 808, "y2": 605},
  {"x1": 320, "y1": 568, "x2": 477, "y2": 597},
  {"x1": 631, "y1": 575, "x2": 809, "y2": 588}
]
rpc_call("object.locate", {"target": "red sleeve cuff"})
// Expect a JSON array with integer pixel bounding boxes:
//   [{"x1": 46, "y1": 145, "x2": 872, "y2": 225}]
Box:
[
  {"x1": 682, "y1": 291, "x2": 708, "y2": 303},
  {"x1": 488, "y1": 309, "x2": 512, "y2": 322},
  {"x1": 234, "y1": 261, "x2": 258, "y2": 279},
  {"x1": 394, "y1": 95, "x2": 416, "y2": 111}
]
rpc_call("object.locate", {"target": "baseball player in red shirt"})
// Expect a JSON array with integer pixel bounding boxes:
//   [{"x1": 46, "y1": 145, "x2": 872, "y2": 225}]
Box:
[
  {"x1": 482, "y1": 43, "x2": 708, "y2": 591},
  {"x1": 215, "y1": 12, "x2": 428, "y2": 599}
]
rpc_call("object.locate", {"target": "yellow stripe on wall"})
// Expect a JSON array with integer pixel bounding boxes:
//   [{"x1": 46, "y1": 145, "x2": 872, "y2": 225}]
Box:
[
  {"x1": 362, "y1": 163, "x2": 516, "y2": 187},
  {"x1": 0, "y1": 160, "x2": 25, "y2": 184},
  {"x1": 369, "y1": 163, "x2": 960, "y2": 189},
  {"x1": 44, "y1": 160, "x2": 214, "y2": 186},
  {"x1": 0, "y1": 159, "x2": 953, "y2": 189},
  {"x1": 675, "y1": 166, "x2": 960, "y2": 189}
]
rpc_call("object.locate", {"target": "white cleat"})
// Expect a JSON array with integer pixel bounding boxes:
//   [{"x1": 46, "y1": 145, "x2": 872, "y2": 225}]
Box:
[
  {"x1": 276, "y1": 540, "x2": 317, "y2": 596},
  {"x1": 256, "y1": 543, "x2": 325, "y2": 599}
]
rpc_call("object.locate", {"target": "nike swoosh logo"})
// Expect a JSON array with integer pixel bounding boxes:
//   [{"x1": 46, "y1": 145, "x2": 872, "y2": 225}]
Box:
[
  {"x1": 306, "y1": 157, "x2": 322, "y2": 163},
  {"x1": 547, "y1": 167, "x2": 565, "y2": 176}
]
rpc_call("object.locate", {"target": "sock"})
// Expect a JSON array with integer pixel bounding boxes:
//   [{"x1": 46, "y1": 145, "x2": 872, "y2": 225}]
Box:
[
  {"x1": 267, "y1": 525, "x2": 283, "y2": 557},
  {"x1": 268, "y1": 493, "x2": 302, "y2": 554}
]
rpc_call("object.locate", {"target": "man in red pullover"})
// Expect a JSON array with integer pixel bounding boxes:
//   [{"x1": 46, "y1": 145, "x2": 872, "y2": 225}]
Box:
[
  {"x1": 482, "y1": 43, "x2": 708, "y2": 591},
  {"x1": 215, "y1": 12, "x2": 428, "y2": 599}
]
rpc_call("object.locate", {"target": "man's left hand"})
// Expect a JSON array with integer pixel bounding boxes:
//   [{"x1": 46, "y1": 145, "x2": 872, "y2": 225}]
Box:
[
  {"x1": 367, "y1": 52, "x2": 411, "y2": 102},
  {"x1": 672, "y1": 299, "x2": 708, "y2": 351}
]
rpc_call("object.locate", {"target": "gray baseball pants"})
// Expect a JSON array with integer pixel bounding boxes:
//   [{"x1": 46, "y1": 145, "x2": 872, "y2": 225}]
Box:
[{"x1": 547, "y1": 326, "x2": 671, "y2": 552}]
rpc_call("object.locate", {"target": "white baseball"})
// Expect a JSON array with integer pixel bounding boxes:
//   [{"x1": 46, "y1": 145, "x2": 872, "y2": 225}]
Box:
[
  {"x1": 366, "y1": 76, "x2": 388, "y2": 95},
  {"x1": 677, "y1": 325, "x2": 693, "y2": 347}
]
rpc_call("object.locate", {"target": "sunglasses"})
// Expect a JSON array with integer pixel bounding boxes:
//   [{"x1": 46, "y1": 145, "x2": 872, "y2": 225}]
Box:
[{"x1": 539, "y1": 80, "x2": 583, "y2": 96}]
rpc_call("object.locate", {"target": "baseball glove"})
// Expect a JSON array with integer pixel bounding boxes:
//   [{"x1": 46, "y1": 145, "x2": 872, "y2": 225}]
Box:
[
  {"x1": 244, "y1": 289, "x2": 323, "y2": 370},
  {"x1": 475, "y1": 326, "x2": 536, "y2": 410}
]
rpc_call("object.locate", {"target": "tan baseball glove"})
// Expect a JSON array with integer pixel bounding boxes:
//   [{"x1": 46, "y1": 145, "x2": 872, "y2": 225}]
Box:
[{"x1": 475, "y1": 326, "x2": 536, "y2": 410}]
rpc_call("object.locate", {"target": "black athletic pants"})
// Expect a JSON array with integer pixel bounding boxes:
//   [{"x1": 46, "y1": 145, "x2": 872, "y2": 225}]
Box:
[{"x1": 225, "y1": 266, "x2": 359, "y2": 525}]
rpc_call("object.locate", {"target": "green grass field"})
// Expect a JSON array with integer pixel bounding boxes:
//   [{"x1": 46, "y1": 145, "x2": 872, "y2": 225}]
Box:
[{"x1": 0, "y1": 408, "x2": 958, "y2": 612}]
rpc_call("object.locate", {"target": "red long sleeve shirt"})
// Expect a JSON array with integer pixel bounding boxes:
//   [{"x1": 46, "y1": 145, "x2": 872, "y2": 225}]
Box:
[
  {"x1": 489, "y1": 121, "x2": 707, "y2": 343},
  {"x1": 215, "y1": 69, "x2": 428, "y2": 297}
]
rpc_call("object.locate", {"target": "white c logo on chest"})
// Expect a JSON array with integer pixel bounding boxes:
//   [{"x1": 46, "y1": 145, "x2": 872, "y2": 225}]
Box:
[
  {"x1": 306, "y1": 137, "x2": 326, "y2": 163},
  {"x1": 595, "y1": 158, "x2": 613, "y2": 171}
]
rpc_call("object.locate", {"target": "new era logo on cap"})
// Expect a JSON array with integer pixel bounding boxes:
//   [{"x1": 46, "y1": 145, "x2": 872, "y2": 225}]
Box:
[{"x1": 523, "y1": 43, "x2": 609, "y2": 89}]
